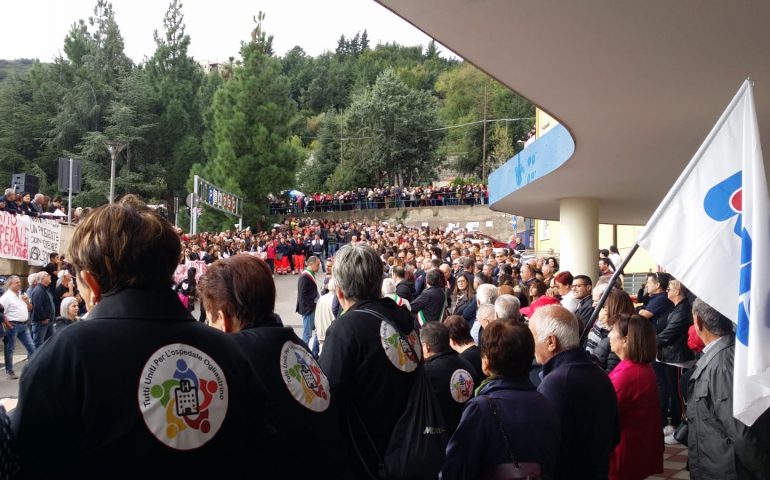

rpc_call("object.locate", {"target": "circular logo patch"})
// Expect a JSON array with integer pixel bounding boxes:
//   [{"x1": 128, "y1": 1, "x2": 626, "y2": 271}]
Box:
[
  {"x1": 280, "y1": 341, "x2": 330, "y2": 412},
  {"x1": 138, "y1": 344, "x2": 228, "y2": 450},
  {"x1": 450, "y1": 369, "x2": 474, "y2": 403},
  {"x1": 380, "y1": 321, "x2": 420, "y2": 372}
]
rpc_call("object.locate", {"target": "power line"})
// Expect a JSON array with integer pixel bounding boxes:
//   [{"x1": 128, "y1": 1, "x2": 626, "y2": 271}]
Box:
[{"x1": 301, "y1": 116, "x2": 535, "y2": 141}]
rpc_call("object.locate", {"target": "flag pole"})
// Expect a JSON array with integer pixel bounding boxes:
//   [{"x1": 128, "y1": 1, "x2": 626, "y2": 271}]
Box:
[{"x1": 580, "y1": 243, "x2": 641, "y2": 346}]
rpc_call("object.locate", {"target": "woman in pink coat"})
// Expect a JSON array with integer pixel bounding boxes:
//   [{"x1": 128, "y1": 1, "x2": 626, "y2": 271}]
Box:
[{"x1": 607, "y1": 313, "x2": 664, "y2": 480}]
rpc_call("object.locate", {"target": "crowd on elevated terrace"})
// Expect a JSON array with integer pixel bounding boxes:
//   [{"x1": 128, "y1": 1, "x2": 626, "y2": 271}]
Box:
[{"x1": 268, "y1": 184, "x2": 488, "y2": 215}]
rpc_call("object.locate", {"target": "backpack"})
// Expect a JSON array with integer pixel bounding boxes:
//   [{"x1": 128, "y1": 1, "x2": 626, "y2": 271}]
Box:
[{"x1": 352, "y1": 308, "x2": 449, "y2": 480}]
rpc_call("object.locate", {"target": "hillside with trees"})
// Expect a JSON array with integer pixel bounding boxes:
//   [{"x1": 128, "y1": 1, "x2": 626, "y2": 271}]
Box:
[{"x1": 0, "y1": 0, "x2": 534, "y2": 229}]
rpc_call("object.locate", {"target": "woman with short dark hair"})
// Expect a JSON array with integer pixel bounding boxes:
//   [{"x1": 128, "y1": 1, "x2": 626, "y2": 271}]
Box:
[
  {"x1": 443, "y1": 314, "x2": 483, "y2": 385},
  {"x1": 607, "y1": 314, "x2": 663, "y2": 480},
  {"x1": 441, "y1": 321, "x2": 560, "y2": 479},
  {"x1": 198, "y1": 255, "x2": 349, "y2": 478},
  {"x1": 13, "y1": 195, "x2": 267, "y2": 478}
]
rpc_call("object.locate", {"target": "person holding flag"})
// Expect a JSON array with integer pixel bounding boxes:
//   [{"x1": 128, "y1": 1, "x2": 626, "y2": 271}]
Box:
[{"x1": 634, "y1": 79, "x2": 770, "y2": 475}]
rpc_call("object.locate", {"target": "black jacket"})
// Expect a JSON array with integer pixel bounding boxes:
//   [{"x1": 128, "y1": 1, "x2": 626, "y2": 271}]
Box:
[
  {"x1": 12, "y1": 288, "x2": 268, "y2": 479},
  {"x1": 295, "y1": 271, "x2": 319, "y2": 316},
  {"x1": 233, "y1": 325, "x2": 350, "y2": 479},
  {"x1": 29, "y1": 284, "x2": 55, "y2": 324},
  {"x1": 424, "y1": 350, "x2": 476, "y2": 434},
  {"x1": 395, "y1": 280, "x2": 415, "y2": 302},
  {"x1": 538, "y1": 348, "x2": 620, "y2": 480},
  {"x1": 657, "y1": 298, "x2": 695, "y2": 365},
  {"x1": 410, "y1": 286, "x2": 448, "y2": 324},
  {"x1": 459, "y1": 345, "x2": 484, "y2": 387},
  {"x1": 319, "y1": 298, "x2": 419, "y2": 478},
  {"x1": 574, "y1": 295, "x2": 594, "y2": 331}
]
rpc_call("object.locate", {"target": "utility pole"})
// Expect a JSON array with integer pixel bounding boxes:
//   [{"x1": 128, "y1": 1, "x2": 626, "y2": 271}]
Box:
[
  {"x1": 482, "y1": 79, "x2": 489, "y2": 182},
  {"x1": 105, "y1": 140, "x2": 125, "y2": 204}
]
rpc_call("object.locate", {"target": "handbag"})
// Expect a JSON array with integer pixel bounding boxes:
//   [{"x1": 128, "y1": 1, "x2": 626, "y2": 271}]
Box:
[
  {"x1": 482, "y1": 396, "x2": 543, "y2": 480},
  {"x1": 673, "y1": 420, "x2": 689, "y2": 446}
]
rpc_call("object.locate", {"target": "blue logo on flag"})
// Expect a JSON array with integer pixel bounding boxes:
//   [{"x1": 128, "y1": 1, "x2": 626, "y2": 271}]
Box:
[{"x1": 703, "y1": 171, "x2": 751, "y2": 345}]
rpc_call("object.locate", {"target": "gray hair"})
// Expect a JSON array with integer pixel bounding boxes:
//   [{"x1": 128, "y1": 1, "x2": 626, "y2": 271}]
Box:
[
  {"x1": 27, "y1": 273, "x2": 39, "y2": 287},
  {"x1": 529, "y1": 305, "x2": 580, "y2": 350},
  {"x1": 692, "y1": 298, "x2": 734, "y2": 337},
  {"x1": 381, "y1": 278, "x2": 397, "y2": 296},
  {"x1": 495, "y1": 294, "x2": 521, "y2": 322},
  {"x1": 477, "y1": 283, "x2": 499, "y2": 306},
  {"x1": 477, "y1": 303, "x2": 497, "y2": 324},
  {"x1": 333, "y1": 244, "x2": 383, "y2": 302},
  {"x1": 306, "y1": 256, "x2": 321, "y2": 267},
  {"x1": 60, "y1": 296, "x2": 79, "y2": 318}
]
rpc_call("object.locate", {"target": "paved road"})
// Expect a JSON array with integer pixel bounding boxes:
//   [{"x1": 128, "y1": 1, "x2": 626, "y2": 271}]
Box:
[{"x1": 0, "y1": 271, "x2": 309, "y2": 402}]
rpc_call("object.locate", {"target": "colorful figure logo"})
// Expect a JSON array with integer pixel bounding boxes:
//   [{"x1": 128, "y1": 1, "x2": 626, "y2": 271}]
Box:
[
  {"x1": 450, "y1": 369, "x2": 473, "y2": 403},
  {"x1": 280, "y1": 341, "x2": 331, "y2": 412},
  {"x1": 138, "y1": 345, "x2": 228, "y2": 450},
  {"x1": 703, "y1": 171, "x2": 752, "y2": 345},
  {"x1": 380, "y1": 321, "x2": 420, "y2": 372}
]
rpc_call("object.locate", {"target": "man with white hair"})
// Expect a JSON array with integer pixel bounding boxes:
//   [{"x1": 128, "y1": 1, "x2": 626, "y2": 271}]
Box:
[
  {"x1": 469, "y1": 284, "x2": 499, "y2": 344},
  {"x1": 529, "y1": 305, "x2": 619, "y2": 479},
  {"x1": 494, "y1": 294, "x2": 521, "y2": 323},
  {"x1": 381, "y1": 278, "x2": 411, "y2": 311},
  {"x1": 314, "y1": 276, "x2": 337, "y2": 353}
]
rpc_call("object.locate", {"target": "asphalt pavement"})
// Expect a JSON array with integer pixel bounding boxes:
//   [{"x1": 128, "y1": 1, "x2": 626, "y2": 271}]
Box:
[{"x1": 0, "y1": 271, "x2": 308, "y2": 404}]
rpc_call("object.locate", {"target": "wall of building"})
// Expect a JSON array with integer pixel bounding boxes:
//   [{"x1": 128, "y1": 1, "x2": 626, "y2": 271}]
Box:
[{"x1": 534, "y1": 218, "x2": 656, "y2": 274}]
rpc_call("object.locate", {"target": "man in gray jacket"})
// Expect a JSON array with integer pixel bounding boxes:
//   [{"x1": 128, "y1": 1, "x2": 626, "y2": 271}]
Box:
[{"x1": 687, "y1": 299, "x2": 770, "y2": 479}]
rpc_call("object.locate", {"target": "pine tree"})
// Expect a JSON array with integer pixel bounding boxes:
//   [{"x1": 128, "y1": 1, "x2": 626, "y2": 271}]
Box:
[{"x1": 193, "y1": 12, "x2": 304, "y2": 229}]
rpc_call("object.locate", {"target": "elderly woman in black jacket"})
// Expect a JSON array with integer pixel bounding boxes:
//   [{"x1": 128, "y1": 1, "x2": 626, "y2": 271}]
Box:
[{"x1": 441, "y1": 321, "x2": 560, "y2": 479}]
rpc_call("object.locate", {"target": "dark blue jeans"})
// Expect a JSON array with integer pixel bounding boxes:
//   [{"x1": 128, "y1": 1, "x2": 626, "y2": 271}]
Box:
[{"x1": 4, "y1": 322, "x2": 35, "y2": 374}]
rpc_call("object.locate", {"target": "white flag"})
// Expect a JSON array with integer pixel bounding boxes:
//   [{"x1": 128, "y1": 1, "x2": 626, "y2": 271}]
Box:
[{"x1": 637, "y1": 80, "x2": 770, "y2": 426}]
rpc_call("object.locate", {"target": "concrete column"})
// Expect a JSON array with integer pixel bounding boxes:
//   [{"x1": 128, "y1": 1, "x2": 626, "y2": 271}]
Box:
[{"x1": 559, "y1": 198, "x2": 599, "y2": 281}]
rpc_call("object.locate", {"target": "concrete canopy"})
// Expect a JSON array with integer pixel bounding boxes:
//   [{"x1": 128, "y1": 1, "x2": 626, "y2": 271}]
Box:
[{"x1": 375, "y1": 0, "x2": 770, "y2": 224}]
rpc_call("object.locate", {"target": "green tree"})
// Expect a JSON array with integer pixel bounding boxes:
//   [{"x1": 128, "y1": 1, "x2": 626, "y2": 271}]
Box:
[
  {"x1": 143, "y1": 0, "x2": 206, "y2": 196},
  {"x1": 436, "y1": 63, "x2": 534, "y2": 177},
  {"x1": 297, "y1": 111, "x2": 343, "y2": 192},
  {"x1": 192, "y1": 13, "x2": 304, "y2": 229},
  {"x1": 330, "y1": 68, "x2": 443, "y2": 190}
]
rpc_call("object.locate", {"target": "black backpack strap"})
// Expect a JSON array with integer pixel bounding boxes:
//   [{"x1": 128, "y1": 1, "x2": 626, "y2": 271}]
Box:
[
  {"x1": 483, "y1": 395, "x2": 519, "y2": 468},
  {"x1": 348, "y1": 403, "x2": 382, "y2": 480}
]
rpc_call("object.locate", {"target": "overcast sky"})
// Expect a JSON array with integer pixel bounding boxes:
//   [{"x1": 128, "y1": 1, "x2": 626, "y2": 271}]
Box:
[{"x1": 0, "y1": 0, "x2": 456, "y2": 63}]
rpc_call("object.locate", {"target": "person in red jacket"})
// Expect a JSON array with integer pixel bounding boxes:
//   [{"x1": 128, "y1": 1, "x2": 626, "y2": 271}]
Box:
[{"x1": 607, "y1": 313, "x2": 664, "y2": 480}]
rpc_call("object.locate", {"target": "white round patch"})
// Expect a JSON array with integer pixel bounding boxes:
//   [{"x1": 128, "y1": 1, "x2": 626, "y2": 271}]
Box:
[
  {"x1": 279, "y1": 341, "x2": 331, "y2": 412},
  {"x1": 450, "y1": 369, "x2": 474, "y2": 403},
  {"x1": 137, "y1": 344, "x2": 228, "y2": 450},
  {"x1": 380, "y1": 321, "x2": 420, "y2": 372}
]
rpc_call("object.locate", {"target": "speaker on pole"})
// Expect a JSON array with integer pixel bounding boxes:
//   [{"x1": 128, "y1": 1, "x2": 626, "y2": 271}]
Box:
[{"x1": 10, "y1": 173, "x2": 39, "y2": 196}]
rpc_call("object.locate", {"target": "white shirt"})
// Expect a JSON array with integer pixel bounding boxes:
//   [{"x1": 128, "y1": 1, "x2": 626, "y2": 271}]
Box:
[
  {"x1": 0, "y1": 290, "x2": 29, "y2": 323},
  {"x1": 314, "y1": 292, "x2": 336, "y2": 344},
  {"x1": 560, "y1": 290, "x2": 579, "y2": 313}
]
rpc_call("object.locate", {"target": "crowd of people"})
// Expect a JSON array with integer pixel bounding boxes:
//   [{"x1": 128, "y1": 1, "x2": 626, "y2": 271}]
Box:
[
  {"x1": 268, "y1": 184, "x2": 489, "y2": 215},
  {"x1": 0, "y1": 201, "x2": 768, "y2": 479},
  {"x1": 0, "y1": 187, "x2": 93, "y2": 223}
]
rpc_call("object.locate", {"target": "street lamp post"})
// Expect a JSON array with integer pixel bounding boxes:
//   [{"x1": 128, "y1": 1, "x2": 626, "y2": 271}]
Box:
[{"x1": 105, "y1": 140, "x2": 125, "y2": 204}]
